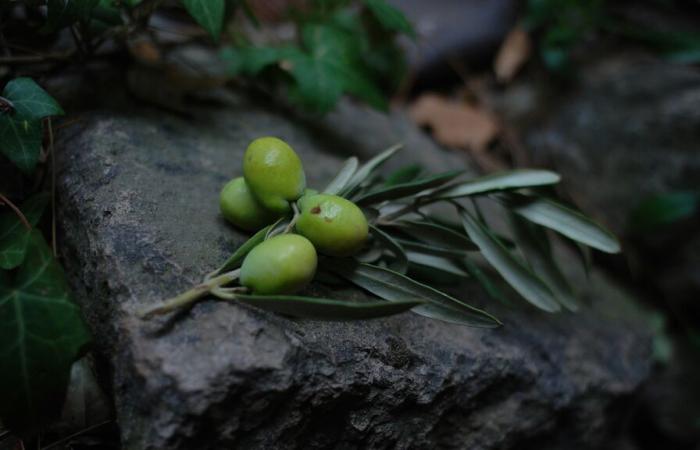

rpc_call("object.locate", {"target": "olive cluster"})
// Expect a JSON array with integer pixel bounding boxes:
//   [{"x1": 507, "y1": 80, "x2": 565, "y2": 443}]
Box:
[{"x1": 219, "y1": 137, "x2": 369, "y2": 295}]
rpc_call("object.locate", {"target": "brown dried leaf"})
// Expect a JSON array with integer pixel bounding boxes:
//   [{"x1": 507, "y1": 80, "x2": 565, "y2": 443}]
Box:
[
  {"x1": 408, "y1": 94, "x2": 500, "y2": 152},
  {"x1": 494, "y1": 27, "x2": 531, "y2": 83}
]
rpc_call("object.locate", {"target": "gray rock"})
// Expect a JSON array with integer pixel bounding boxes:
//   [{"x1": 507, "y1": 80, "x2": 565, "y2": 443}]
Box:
[{"x1": 55, "y1": 90, "x2": 652, "y2": 449}]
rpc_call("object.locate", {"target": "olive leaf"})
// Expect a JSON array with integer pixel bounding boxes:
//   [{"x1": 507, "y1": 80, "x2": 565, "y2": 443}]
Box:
[
  {"x1": 355, "y1": 170, "x2": 462, "y2": 205},
  {"x1": 332, "y1": 261, "x2": 501, "y2": 327},
  {"x1": 369, "y1": 224, "x2": 407, "y2": 273},
  {"x1": 433, "y1": 169, "x2": 560, "y2": 199},
  {"x1": 0, "y1": 231, "x2": 90, "y2": 428},
  {"x1": 395, "y1": 238, "x2": 469, "y2": 258},
  {"x1": 406, "y1": 251, "x2": 470, "y2": 278},
  {"x1": 0, "y1": 193, "x2": 49, "y2": 270},
  {"x1": 458, "y1": 206, "x2": 560, "y2": 312},
  {"x1": 462, "y1": 257, "x2": 514, "y2": 306},
  {"x1": 323, "y1": 157, "x2": 359, "y2": 195},
  {"x1": 510, "y1": 215, "x2": 579, "y2": 311},
  {"x1": 215, "y1": 225, "x2": 271, "y2": 274},
  {"x1": 233, "y1": 294, "x2": 423, "y2": 320},
  {"x1": 506, "y1": 194, "x2": 621, "y2": 253},
  {"x1": 383, "y1": 164, "x2": 422, "y2": 186},
  {"x1": 382, "y1": 220, "x2": 478, "y2": 251},
  {"x1": 341, "y1": 144, "x2": 402, "y2": 196}
]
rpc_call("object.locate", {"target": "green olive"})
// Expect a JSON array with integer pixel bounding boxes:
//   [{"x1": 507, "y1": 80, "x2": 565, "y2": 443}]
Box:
[
  {"x1": 243, "y1": 137, "x2": 306, "y2": 215},
  {"x1": 240, "y1": 234, "x2": 317, "y2": 294},
  {"x1": 295, "y1": 194, "x2": 369, "y2": 257},
  {"x1": 219, "y1": 177, "x2": 278, "y2": 231}
]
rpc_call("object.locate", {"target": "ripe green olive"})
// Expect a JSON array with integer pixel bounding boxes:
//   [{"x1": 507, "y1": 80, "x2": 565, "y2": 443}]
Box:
[
  {"x1": 219, "y1": 177, "x2": 278, "y2": 231},
  {"x1": 295, "y1": 194, "x2": 369, "y2": 257},
  {"x1": 240, "y1": 234, "x2": 318, "y2": 294},
  {"x1": 243, "y1": 137, "x2": 306, "y2": 215}
]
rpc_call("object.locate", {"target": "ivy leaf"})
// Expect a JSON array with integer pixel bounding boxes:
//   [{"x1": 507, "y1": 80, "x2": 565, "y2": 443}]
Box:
[
  {"x1": 332, "y1": 261, "x2": 501, "y2": 327},
  {"x1": 183, "y1": 0, "x2": 225, "y2": 40},
  {"x1": 221, "y1": 45, "x2": 288, "y2": 76},
  {"x1": 0, "y1": 116, "x2": 43, "y2": 174},
  {"x1": 0, "y1": 194, "x2": 49, "y2": 270},
  {"x1": 434, "y1": 169, "x2": 560, "y2": 199},
  {"x1": 628, "y1": 191, "x2": 699, "y2": 233},
  {"x1": 363, "y1": 0, "x2": 415, "y2": 37},
  {"x1": 458, "y1": 206, "x2": 560, "y2": 312},
  {"x1": 507, "y1": 194, "x2": 621, "y2": 253},
  {"x1": 0, "y1": 231, "x2": 90, "y2": 428},
  {"x1": 2, "y1": 78, "x2": 64, "y2": 120},
  {"x1": 234, "y1": 294, "x2": 422, "y2": 320},
  {"x1": 43, "y1": 0, "x2": 100, "y2": 32},
  {"x1": 283, "y1": 48, "x2": 344, "y2": 114}
]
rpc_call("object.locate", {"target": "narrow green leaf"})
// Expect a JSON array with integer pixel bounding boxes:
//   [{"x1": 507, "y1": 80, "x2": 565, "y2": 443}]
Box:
[
  {"x1": 183, "y1": 0, "x2": 225, "y2": 39},
  {"x1": 395, "y1": 238, "x2": 469, "y2": 258},
  {"x1": 462, "y1": 257, "x2": 514, "y2": 306},
  {"x1": 434, "y1": 169, "x2": 561, "y2": 199},
  {"x1": 332, "y1": 261, "x2": 501, "y2": 327},
  {"x1": 363, "y1": 0, "x2": 415, "y2": 37},
  {"x1": 323, "y1": 157, "x2": 359, "y2": 195},
  {"x1": 0, "y1": 116, "x2": 43, "y2": 174},
  {"x1": 216, "y1": 225, "x2": 270, "y2": 274},
  {"x1": 384, "y1": 164, "x2": 422, "y2": 186},
  {"x1": 406, "y1": 251, "x2": 470, "y2": 277},
  {"x1": 0, "y1": 231, "x2": 90, "y2": 428},
  {"x1": 369, "y1": 224, "x2": 407, "y2": 273},
  {"x1": 510, "y1": 215, "x2": 579, "y2": 311},
  {"x1": 383, "y1": 220, "x2": 478, "y2": 251},
  {"x1": 0, "y1": 193, "x2": 49, "y2": 269},
  {"x1": 2, "y1": 78, "x2": 64, "y2": 120},
  {"x1": 458, "y1": 206, "x2": 560, "y2": 312},
  {"x1": 234, "y1": 294, "x2": 422, "y2": 320},
  {"x1": 509, "y1": 195, "x2": 621, "y2": 253},
  {"x1": 356, "y1": 170, "x2": 462, "y2": 205},
  {"x1": 341, "y1": 144, "x2": 402, "y2": 196}
]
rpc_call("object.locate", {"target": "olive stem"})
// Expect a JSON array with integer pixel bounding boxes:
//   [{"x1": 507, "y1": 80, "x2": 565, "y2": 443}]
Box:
[
  {"x1": 284, "y1": 203, "x2": 300, "y2": 233},
  {"x1": 138, "y1": 269, "x2": 241, "y2": 319},
  {"x1": 211, "y1": 286, "x2": 249, "y2": 300}
]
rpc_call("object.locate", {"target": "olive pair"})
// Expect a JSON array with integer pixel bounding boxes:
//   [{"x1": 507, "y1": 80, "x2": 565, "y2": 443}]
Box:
[{"x1": 219, "y1": 137, "x2": 368, "y2": 295}]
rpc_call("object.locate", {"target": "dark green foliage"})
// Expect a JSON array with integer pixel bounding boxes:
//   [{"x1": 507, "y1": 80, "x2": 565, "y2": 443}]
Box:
[{"x1": 0, "y1": 232, "x2": 90, "y2": 428}]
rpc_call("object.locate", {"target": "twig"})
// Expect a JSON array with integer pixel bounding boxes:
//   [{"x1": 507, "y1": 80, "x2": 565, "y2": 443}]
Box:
[
  {"x1": 41, "y1": 420, "x2": 113, "y2": 450},
  {"x1": 48, "y1": 118, "x2": 57, "y2": 257},
  {"x1": 138, "y1": 269, "x2": 241, "y2": 318},
  {"x1": 0, "y1": 193, "x2": 31, "y2": 230},
  {"x1": 0, "y1": 50, "x2": 76, "y2": 65}
]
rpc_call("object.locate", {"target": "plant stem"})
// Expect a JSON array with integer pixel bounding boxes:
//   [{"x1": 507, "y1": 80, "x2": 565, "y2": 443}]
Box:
[
  {"x1": 284, "y1": 203, "x2": 300, "y2": 233},
  {"x1": 0, "y1": 193, "x2": 31, "y2": 230},
  {"x1": 138, "y1": 269, "x2": 241, "y2": 318}
]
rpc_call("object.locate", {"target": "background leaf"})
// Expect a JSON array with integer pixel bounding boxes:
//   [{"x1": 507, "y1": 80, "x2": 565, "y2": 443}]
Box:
[
  {"x1": 43, "y1": 0, "x2": 100, "y2": 32},
  {"x1": 183, "y1": 0, "x2": 225, "y2": 39},
  {"x1": 459, "y1": 207, "x2": 560, "y2": 312},
  {"x1": 234, "y1": 294, "x2": 422, "y2": 320},
  {"x1": 363, "y1": 0, "x2": 415, "y2": 37},
  {"x1": 628, "y1": 191, "x2": 699, "y2": 233},
  {"x1": 0, "y1": 231, "x2": 90, "y2": 428},
  {"x1": 0, "y1": 116, "x2": 43, "y2": 173},
  {"x1": 341, "y1": 144, "x2": 402, "y2": 196},
  {"x1": 0, "y1": 194, "x2": 49, "y2": 270},
  {"x1": 2, "y1": 78, "x2": 64, "y2": 120}
]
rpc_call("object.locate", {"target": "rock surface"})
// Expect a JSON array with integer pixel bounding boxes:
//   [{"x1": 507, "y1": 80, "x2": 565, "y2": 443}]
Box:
[{"x1": 55, "y1": 89, "x2": 652, "y2": 449}]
